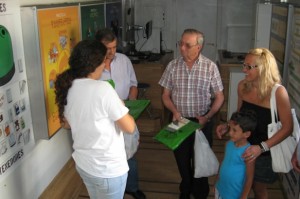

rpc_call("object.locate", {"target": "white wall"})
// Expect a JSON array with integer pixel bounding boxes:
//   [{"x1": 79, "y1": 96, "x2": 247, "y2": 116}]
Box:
[
  {"x1": 218, "y1": 0, "x2": 257, "y2": 52},
  {"x1": 0, "y1": 130, "x2": 73, "y2": 199},
  {"x1": 134, "y1": 0, "x2": 176, "y2": 54},
  {"x1": 134, "y1": 0, "x2": 257, "y2": 58}
]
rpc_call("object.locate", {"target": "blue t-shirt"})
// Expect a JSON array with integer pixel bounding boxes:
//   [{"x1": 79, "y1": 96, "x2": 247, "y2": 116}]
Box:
[{"x1": 216, "y1": 140, "x2": 250, "y2": 199}]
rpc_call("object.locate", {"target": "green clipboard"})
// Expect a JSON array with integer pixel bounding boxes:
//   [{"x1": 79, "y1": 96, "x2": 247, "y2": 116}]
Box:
[
  {"x1": 154, "y1": 120, "x2": 201, "y2": 150},
  {"x1": 124, "y1": 100, "x2": 150, "y2": 120}
]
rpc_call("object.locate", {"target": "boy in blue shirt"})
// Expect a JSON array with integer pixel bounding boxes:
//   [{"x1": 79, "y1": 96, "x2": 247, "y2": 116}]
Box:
[{"x1": 215, "y1": 109, "x2": 257, "y2": 199}]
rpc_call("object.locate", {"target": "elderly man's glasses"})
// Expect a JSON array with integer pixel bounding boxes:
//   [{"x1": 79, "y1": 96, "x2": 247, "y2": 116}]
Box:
[
  {"x1": 242, "y1": 63, "x2": 258, "y2": 70},
  {"x1": 177, "y1": 41, "x2": 199, "y2": 49}
]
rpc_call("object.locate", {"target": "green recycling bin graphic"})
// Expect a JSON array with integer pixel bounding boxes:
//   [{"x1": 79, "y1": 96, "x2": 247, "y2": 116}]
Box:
[{"x1": 0, "y1": 25, "x2": 15, "y2": 86}]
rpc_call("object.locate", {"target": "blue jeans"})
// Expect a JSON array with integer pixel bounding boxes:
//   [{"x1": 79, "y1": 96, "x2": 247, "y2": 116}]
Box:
[
  {"x1": 126, "y1": 156, "x2": 139, "y2": 192},
  {"x1": 76, "y1": 165, "x2": 128, "y2": 199}
]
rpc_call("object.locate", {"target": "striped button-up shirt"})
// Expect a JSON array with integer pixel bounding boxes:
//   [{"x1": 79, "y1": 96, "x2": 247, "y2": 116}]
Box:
[{"x1": 159, "y1": 54, "x2": 223, "y2": 118}]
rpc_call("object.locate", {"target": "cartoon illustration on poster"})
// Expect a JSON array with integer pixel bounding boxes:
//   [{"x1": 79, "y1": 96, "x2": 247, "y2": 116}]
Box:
[{"x1": 37, "y1": 6, "x2": 80, "y2": 137}]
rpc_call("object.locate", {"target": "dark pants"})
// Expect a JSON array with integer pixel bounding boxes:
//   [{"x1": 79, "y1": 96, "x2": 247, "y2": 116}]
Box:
[
  {"x1": 173, "y1": 118, "x2": 214, "y2": 199},
  {"x1": 126, "y1": 156, "x2": 139, "y2": 192}
]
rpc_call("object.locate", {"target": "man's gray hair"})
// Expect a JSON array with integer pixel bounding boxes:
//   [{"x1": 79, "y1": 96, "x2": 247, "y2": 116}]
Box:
[{"x1": 182, "y1": 29, "x2": 204, "y2": 45}]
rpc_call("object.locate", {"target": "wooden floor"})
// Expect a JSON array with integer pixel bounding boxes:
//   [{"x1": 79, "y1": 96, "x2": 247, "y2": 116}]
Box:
[{"x1": 39, "y1": 115, "x2": 287, "y2": 199}]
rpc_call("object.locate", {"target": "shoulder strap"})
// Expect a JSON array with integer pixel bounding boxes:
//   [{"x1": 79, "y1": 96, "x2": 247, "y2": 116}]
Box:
[{"x1": 270, "y1": 84, "x2": 281, "y2": 123}]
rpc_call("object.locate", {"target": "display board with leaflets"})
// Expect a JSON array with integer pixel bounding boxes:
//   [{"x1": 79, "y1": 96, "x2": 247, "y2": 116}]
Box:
[{"x1": 0, "y1": 0, "x2": 34, "y2": 183}]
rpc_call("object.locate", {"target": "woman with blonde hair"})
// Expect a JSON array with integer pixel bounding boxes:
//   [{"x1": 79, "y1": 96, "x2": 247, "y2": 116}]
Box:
[{"x1": 216, "y1": 48, "x2": 293, "y2": 199}]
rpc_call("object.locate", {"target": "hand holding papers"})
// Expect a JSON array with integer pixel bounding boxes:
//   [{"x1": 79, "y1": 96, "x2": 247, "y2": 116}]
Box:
[{"x1": 165, "y1": 118, "x2": 190, "y2": 132}]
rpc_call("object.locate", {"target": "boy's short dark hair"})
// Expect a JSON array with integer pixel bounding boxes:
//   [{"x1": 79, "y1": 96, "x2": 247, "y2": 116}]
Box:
[{"x1": 230, "y1": 109, "x2": 257, "y2": 133}]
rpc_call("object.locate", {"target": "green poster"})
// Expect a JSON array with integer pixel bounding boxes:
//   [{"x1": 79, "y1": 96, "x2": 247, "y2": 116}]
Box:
[
  {"x1": 80, "y1": 4, "x2": 105, "y2": 40},
  {"x1": 106, "y1": 2, "x2": 122, "y2": 39}
]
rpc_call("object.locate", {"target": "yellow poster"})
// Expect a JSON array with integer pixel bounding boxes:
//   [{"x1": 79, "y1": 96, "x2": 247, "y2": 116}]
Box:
[{"x1": 37, "y1": 6, "x2": 80, "y2": 137}]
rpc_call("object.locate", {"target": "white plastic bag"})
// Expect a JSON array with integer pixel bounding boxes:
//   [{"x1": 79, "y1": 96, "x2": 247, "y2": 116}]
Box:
[
  {"x1": 194, "y1": 129, "x2": 219, "y2": 177},
  {"x1": 268, "y1": 84, "x2": 298, "y2": 173},
  {"x1": 124, "y1": 126, "x2": 140, "y2": 160},
  {"x1": 292, "y1": 108, "x2": 300, "y2": 166},
  {"x1": 292, "y1": 108, "x2": 300, "y2": 144}
]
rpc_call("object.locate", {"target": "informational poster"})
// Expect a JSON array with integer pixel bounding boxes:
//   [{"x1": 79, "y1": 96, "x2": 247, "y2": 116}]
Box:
[
  {"x1": 0, "y1": 0, "x2": 35, "y2": 182},
  {"x1": 106, "y1": 2, "x2": 122, "y2": 41},
  {"x1": 80, "y1": 3, "x2": 105, "y2": 40},
  {"x1": 37, "y1": 6, "x2": 80, "y2": 137}
]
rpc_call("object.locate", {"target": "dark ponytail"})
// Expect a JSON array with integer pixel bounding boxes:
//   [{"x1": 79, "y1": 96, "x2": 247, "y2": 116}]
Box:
[
  {"x1": 54, "y1": 40, "x2": 107, "y2": 123},
  {"x1": 54, "y1": 69, "x2": 74, "y2": 122}
]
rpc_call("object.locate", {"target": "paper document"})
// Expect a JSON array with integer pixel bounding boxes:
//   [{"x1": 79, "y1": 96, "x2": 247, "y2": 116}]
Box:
[{"x1": 165, "y1": 118, "x2": 190, "y2": 132}]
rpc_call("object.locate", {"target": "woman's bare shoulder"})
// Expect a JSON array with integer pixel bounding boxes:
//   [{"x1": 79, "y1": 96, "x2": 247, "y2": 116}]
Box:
[
  {"x1": 275, "y1": 85, "x2": 289, "y2": 103},
  {"x1": 237, "y1": 79, "x2": 246, "y2": 92}
]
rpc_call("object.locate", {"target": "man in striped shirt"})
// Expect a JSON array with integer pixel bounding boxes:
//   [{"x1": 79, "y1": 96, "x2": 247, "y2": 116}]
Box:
[{"x1": 159, "y1": 29, "x2": 224, "y2": 199}]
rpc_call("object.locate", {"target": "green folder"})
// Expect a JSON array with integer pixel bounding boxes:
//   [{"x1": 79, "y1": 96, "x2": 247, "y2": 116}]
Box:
[
  {"x1": 154, "y1": 120, "x2": 201, "y2": 150},
  {"x1": 124, "y1": 100, "x2": 150, "y2": 120},
  {"x1": 105, "y1": 79, "x2": 115, "y2": 88}
]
